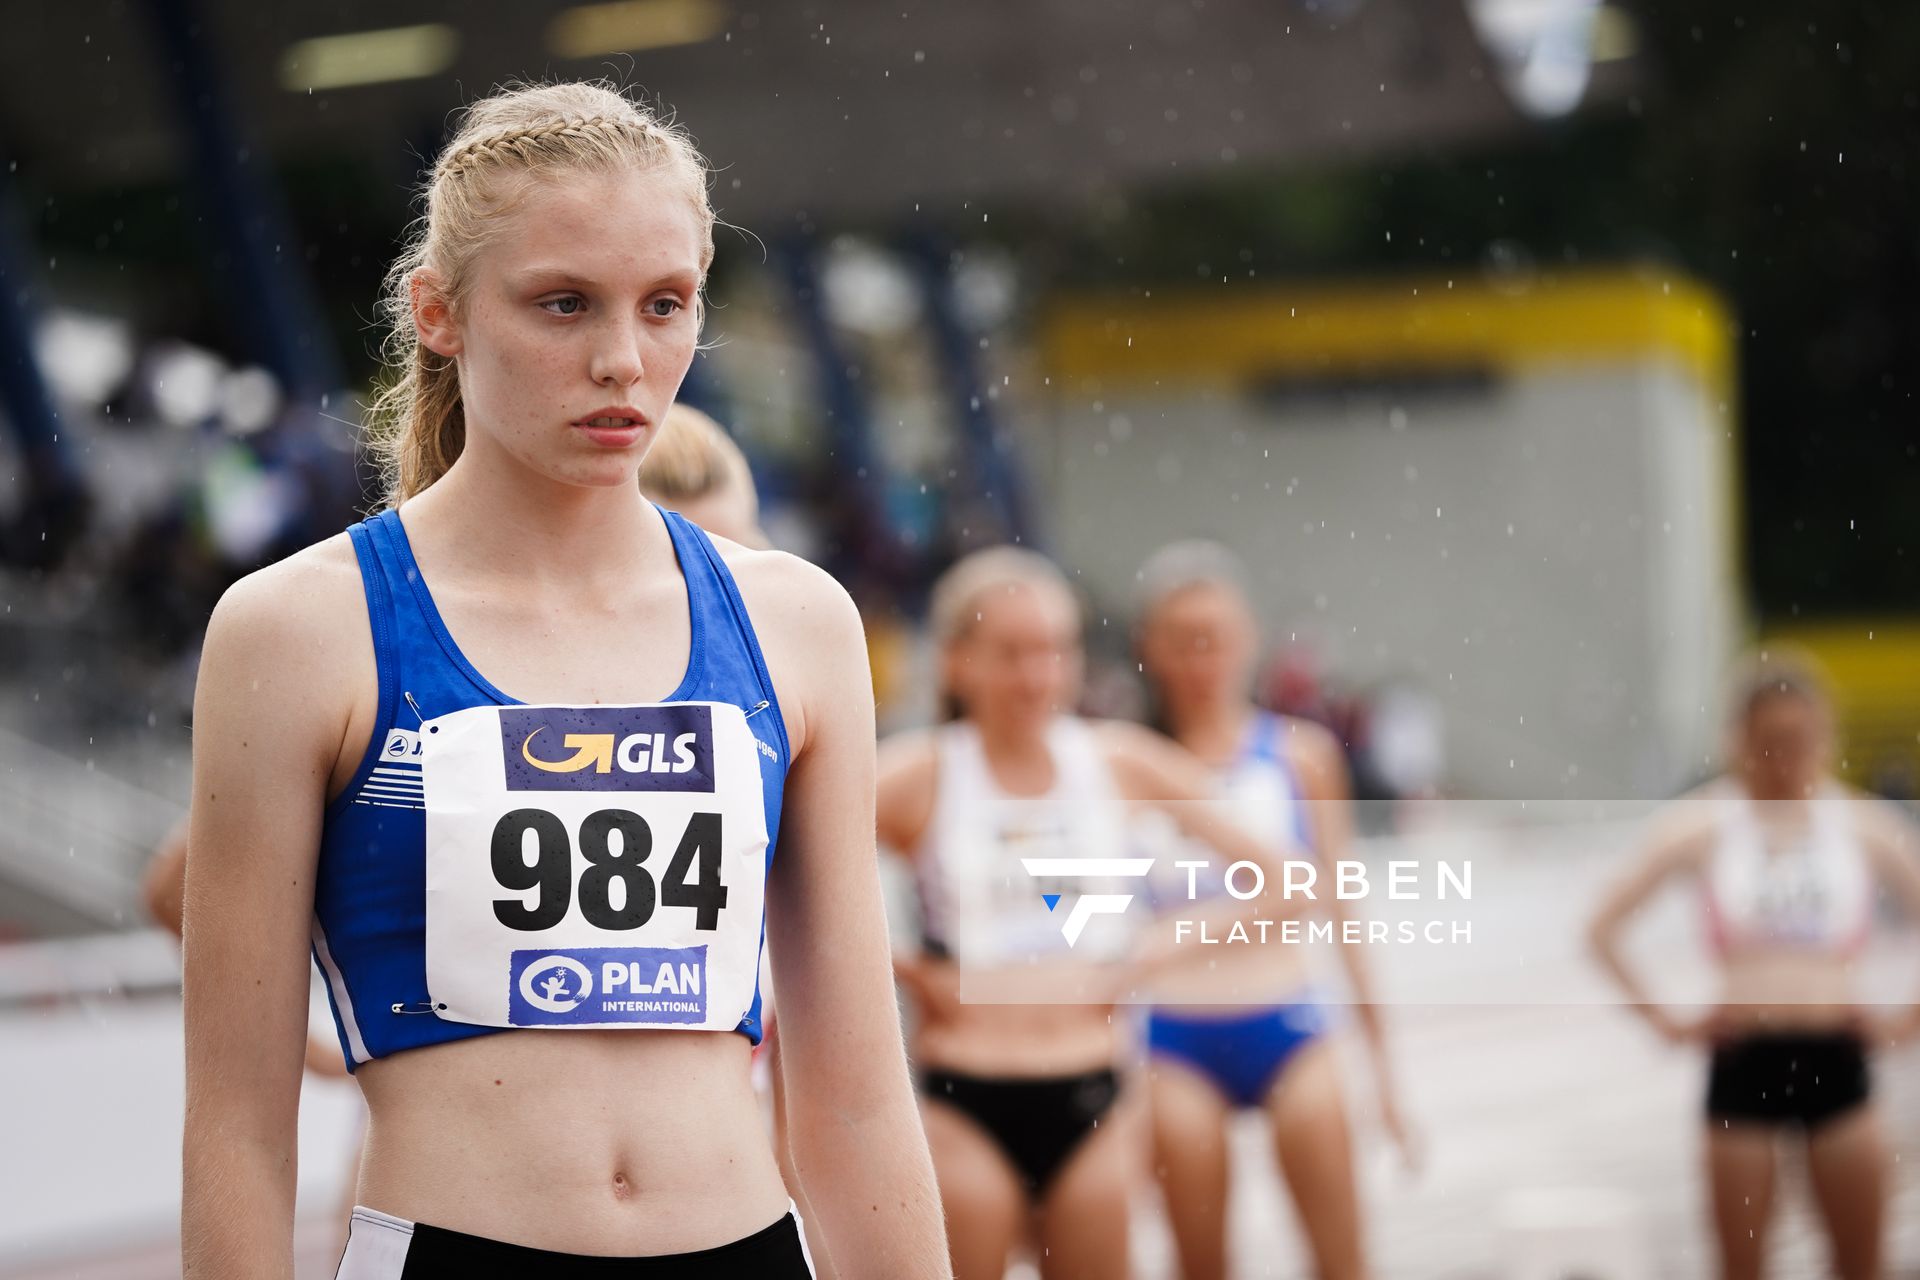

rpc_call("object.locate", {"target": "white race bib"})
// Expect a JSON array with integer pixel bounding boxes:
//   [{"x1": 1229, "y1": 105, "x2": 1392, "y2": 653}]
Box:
[{"x1": 422, "y1": 701, "x2": 768, "y2": 1030}]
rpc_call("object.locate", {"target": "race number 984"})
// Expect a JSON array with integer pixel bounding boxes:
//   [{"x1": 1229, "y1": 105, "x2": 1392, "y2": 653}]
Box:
[{"x1": 489, "y1": 808, "x2": 728, "y2": 932}]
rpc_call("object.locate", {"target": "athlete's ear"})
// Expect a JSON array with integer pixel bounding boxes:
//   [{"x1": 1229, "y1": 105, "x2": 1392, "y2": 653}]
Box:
[{"x1": 411, "y1": 269, "x2": 464, "y2": 359}]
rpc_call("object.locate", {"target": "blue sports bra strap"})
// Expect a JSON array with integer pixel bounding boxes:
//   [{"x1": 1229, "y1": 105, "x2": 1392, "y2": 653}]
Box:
[
  {"x1": 664, "y1": 513, "x2": 789, "y2": 744},
  {"x1": 359, "y1": 511, "x2": 419, "y2": 623},
  {"x1": 1247, "y1": 709, "x2": 1282, "y2": 765},
  {"x1": 345, "y1": 520, "x2": 401, "y2": 740}
]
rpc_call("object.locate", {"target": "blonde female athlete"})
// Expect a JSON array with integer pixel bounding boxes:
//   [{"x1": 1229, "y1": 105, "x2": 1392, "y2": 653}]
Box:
[
  {"x1": 1589, "y1": 655, "x2": 1920, "y2": 1280},
  {"x1": 878, "y1": 546, "x2": 1301, "y2": 1280},
  {"x1": 1133, "y1": 542, "x2": 1413, "y2": 1280},
  {"x1": 181, "y1": 82, "x2": 945, "y2": 1278}
]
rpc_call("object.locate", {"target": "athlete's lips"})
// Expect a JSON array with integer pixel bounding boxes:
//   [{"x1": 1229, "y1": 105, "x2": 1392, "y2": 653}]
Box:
[{"x1": 571, "y1": 405, "x2": 649, "y2": 430}]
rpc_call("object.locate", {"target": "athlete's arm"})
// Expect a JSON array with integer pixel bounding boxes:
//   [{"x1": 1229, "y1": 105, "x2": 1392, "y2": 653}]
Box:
[
  {"x1": 1097, "y1": 719, "x2": 1310, "y2": 921},
  {"x1": 1854, "y1": 795, "x2": 1920, "y2": 1043},
  {"x1": 875, "y1": 731, "x2": 936, "y2": 856},
  {"x1": 143, "y1": 816, "x2": 190, "y2": 937},
  {"x1": 151, "y1": 811, "x2": 350, "y2": 1086},
  {"x1": 1586, "y1": 794, "x2": 1715, "y2": 1042},
  {"x1": 744, "y1": 555, "x2": 948, "y2": 1279},
  {"x1": 874, "y1": 734, "x2": 956, "y2": 1018},
  {"x1": 1091, "y1": 719, "x2": 1314, "y2": 993},
  {"x1": 1288, "y1": 720, "x2": 1419, "y2": 1168},
  {"x1": 180, "y1": 544, "x2": 366, "y2": 1279}
]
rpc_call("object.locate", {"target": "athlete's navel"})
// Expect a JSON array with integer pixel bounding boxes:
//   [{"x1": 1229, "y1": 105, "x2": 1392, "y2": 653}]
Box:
[{"x1": 610, "y1": 1171, "x2": 633, "y2": 1200}]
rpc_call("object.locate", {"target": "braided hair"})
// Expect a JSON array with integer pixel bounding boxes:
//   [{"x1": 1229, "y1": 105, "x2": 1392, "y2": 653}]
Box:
[{"x1": 366, "y1": 82, "x2": 714, "y2": 506}]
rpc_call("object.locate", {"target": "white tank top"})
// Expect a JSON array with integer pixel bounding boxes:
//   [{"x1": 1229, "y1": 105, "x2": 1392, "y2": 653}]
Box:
[
  {"x1": 1701, "y1": 780, "x2": 1873, "y2": 955},
  {"x1": 916, "y1": 718, "x2": 1139, "y2": 967}
]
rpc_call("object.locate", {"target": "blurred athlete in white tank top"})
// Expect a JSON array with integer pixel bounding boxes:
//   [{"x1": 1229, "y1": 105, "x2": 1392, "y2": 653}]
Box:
[
  {"x1": 878, "y1": 546, "x2": 1303, "y2": 1280},
  {"x1": 1590, "y1": 654, "x2": 1920, "y2": 1280}
]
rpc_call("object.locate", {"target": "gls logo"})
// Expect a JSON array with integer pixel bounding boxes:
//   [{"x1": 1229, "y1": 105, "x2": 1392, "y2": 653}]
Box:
[
  {"x1": 500, "y1": 705, "x2": 717, "y2": 793},
  {"x1": 520, "y1": 726, "x2": 699, "y2": 775},
  {"x1": 1021, "y1": 857, "x2": 1156, "y2": 947}
]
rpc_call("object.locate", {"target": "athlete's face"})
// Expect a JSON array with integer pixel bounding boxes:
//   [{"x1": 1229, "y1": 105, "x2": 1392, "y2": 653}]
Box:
[
  {"x1": 418, "y1": 166, "x2": 704, "y2": 489},
  {"x1": 1138, "y1": 582, "x2": 1257, "y2": 715},
  {"x1": 947, "y1": 582, "x2": 1082, "y2": 733},
  {"x1": 1735, "y1": 694, "x2": 1831, "y2": 800}
]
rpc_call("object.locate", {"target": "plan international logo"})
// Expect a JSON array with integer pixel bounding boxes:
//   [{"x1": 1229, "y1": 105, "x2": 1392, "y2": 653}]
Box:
[
  {"x1": 1021, "y1": 857, "x2": 1156, "y2": 947},
  {"x1": 507, "y1": 946, "x2": 709, "y2": 1026},
  {"x1": 499, "y1": 705, "x2": 716, "y2": 793}
]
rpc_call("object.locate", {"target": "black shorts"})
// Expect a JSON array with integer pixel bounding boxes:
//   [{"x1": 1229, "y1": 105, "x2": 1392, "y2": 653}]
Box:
[
  {"x1": 921, "y1": 1065, "x2": 1122, "y2": 1199},
  {"x1": 334, "y1": 1204, "x2": 817, "y2": 1278},
  {"x1": 1705, "y1": 1031, "x2": 1869, "y2": 1130}
]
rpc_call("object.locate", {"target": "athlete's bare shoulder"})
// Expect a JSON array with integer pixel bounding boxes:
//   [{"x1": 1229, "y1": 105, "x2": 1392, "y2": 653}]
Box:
[
  {"x1": 210, "y1": 530, "x2": 359, "y2": 643},
  {"x1": 1085, "y1": 717, "x2": 1176, "y2": 769},
  {"x1": 208, "y1": 533, "x2": 362, "y2": 641},
  {"x1": 1084, "y1": 716, "x2": 1157, "y2": 754},
  {"x1": 194, "y1": 532, "x2": 374, "y2": 790},
  {"x1": 709, "y1": 536, "x2": 855, "y2": 627},
  {"x1": 200, "y1": 533, "x2": 372, "y2": 708},
  {"x1": 1640, "y1": 780, "x2": 1725, "y2": 870},
  {"x1": 1838, "y1": 784, "x2": 1920, "y2": 861},
  {"x1": 707, "y1": 538, "x2": 865, "y2": 758},
  {"x1": 1275, "y1": 714, "x2": 1346, "y2": 772},
  {"x1": 1274, "y1": 713, "x2": 1339, "y2": 757},
  {"x1": 1084, "y1": 718, "x2": 1211, "y2": 802}
]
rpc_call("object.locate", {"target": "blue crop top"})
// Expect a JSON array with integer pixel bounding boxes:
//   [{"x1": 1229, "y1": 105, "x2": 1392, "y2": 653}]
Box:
[{"x1": 309, "y1": 506, "x2": 789, "y2": 1070}]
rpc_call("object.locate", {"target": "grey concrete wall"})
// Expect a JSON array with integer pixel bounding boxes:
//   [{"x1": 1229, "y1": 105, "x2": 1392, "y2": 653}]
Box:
[{"x1": 1026, "y1": 360, "x2": 1740, "y2": 799}]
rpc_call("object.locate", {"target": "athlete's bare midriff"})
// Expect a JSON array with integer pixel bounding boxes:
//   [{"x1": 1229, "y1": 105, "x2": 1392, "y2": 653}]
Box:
[
  {"x1": 1715, "y1": 949, "x2": 1862, "y2": 1032},
  {"x1": 912, "y1": 994, "x2": 1125, "y2": 1078},
  {"x1": 352, "y1": 1029, "x2": 790, "y2": 1254}
]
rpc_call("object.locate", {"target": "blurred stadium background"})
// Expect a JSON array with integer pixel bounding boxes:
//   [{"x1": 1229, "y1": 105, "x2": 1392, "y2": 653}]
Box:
[{"x1": 2, "y1": 1, "x2": 1918, "y2": 1275}]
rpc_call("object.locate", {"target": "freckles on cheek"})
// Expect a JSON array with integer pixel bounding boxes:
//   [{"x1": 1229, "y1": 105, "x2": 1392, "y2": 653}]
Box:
[{"x1": 471, "y1": 307, "x2": 574, "y2": 431}]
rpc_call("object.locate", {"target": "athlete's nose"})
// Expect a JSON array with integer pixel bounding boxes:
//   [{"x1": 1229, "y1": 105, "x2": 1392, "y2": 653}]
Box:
[{"x1": 589, "y1": 314, "x2": 646, "y2": 388}]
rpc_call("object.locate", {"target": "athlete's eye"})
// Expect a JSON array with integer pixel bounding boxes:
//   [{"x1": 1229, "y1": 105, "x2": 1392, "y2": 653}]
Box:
[
  {"x1": 648, "y1": 297, "x2": 684, "y2": 318},
  {"x1": 540, "y1": 296, "x2": 585, "y2": 316}
]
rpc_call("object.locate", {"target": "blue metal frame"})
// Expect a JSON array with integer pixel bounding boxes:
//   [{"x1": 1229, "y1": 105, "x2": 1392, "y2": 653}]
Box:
[
  {"x1": 904, "y1": 233, "x2": 1037, "y2": 550},
  {"x1": 144, "y1": 0, "x2": 342, "y2": 404},
  {"x1": 776, "y1": 232, "x2": 905, "y2": 586},
  {"x1": 0, "y1": 150, "x2": 88, "y2": 565}
]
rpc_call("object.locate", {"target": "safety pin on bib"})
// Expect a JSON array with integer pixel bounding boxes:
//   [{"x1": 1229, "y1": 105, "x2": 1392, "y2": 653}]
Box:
[
  {"x1": 391, "y1": 1000, "x2": 447, "y2": 1015},
  {"x1": 744, "y1": 700, "x2": 771, "y2": 719}
]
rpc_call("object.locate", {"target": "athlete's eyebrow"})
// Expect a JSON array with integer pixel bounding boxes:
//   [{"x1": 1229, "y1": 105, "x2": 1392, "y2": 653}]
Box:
[
  {"x1": 509, "y1": 266, "x2": 601, "y2": 290},
  {"x1": 509, "y1": 265, "x2": 700, "y2": 293}
]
